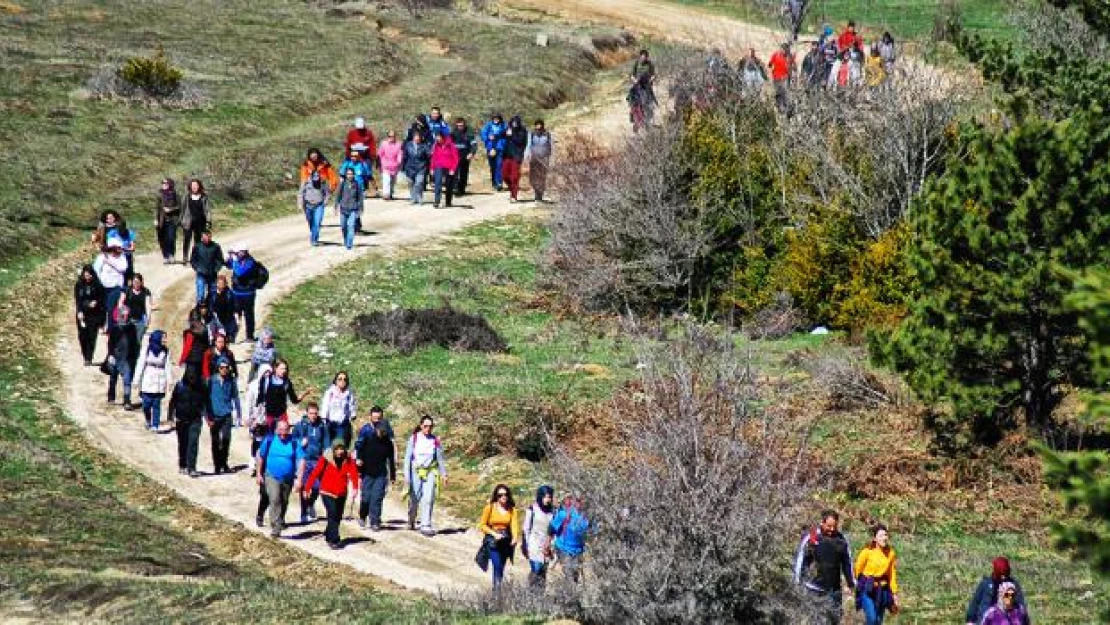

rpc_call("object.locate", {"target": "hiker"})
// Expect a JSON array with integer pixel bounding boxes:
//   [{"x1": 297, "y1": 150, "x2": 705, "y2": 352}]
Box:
[
  {"x1": 93, "y1": 236, "x2": 128, "y2": 332},
  {"x1": 769, "y1": 44, "x2": 794, "y2": 113},
  {"x1": 794, "y1": 509, "x2": 854, "y2": 625},
  {"x1": 334, "y1": 167, "x2": 365, "y2": 250},
  {"x1": 829, "y1": 49, "x2": 852, "y2": 89},
  {"x1": 168, "y1": 368, "x2": 206, "y2": 477},
  {"x1": 402, "y1": 132, "x2": 432, "y2": 206},
  {"x1": 405, "y1": 113, "x2": 433, "y2": 144},
  {"x1": 356, "y1": 420, "x2": 395, "y2": 530},
  {"x1": 427, "y1": 106, "x2": 450, "y2": 139},
  {"x1": 339, "y1": 146, "x2": 373, "y2": 191},
  {"x1": 178, "y1": 314, "x2": 210, "y2": 382},
  {"x1": 837, "y1": 20, "x2": 862, "y2": 54},
  {"x1": 966, "y1": 557, "x2": 1028, "y2": 625},
  {"x1": 74, "y1": 264, "x2": 106, "y2": 366},
  {"x1": 106, "y1": 305, "x2": 140, "y2": 410},
  {"x1": 865, "y1": 47, "x2": 887, "y2": 87},
  {"x1": 297, "y1": 171, "x2": 331, "y2": 247},
  {"x1": 247, "y1": 362, "x2": 272, "y2": 475},
  {"x1": 378, "y1": 131, "x2": 403, "y2": 201},
  {"x1": 293, "y1": 402, "x2": 330, "y2": 523},
  {"x1": 478, "y1": 484, "x2": 521, "y2": 590},
  {"x1": 354, "y1": 406, "x2": 395, "y2": 461},
  {"x1": 404, "y1": 415, "x2": 447, "y2": 536},
  {"x1": 248, "y1": 327, "x2": 278, "y2": 383},
  {"x1": 299, "y1": 147, "x2": 339, "y2": 190},
  {"x1": 741, "y1": 47, "x2": 768, "y2": 94},
  {"x1": 256, "y1": 358, "x2": 311, "y2": 426},
  {"x1": 481, "y1": 113, "x2": 507, "y2": 191},
  {"x1": 979, "y1": 581, "x2": 1030, "y2": 625},
  {"x1": 430, "y1": 131, "x2": 459, "y2": 208},
  {"x1": 878, "y1": 32, "x2": 896, "y2": 74},
  {"x1": 522, "y1": 485, "x2": 555, "y2": 589},
  {"x1": 344, "y1": 117, "x2": 378, "y2": 165},
  {"x1": 849, "y1": 45, "x2": 865, "y2": 87},
  {"x1": 225, "y1": 243, "x2": 267, "y2": 342},
  {"x1": 115, "y1": 217, "x2": 138, "y2": 284},
  {"x1": 501, "y1": 116, "x2": 528, "y2": 203},
  {"x1": 134, "y1": 329, "x2": 170, "y2": 431},
  {"x1": 179, "y1": 179, "x2": 213, "y2": 265},
  {"x1": 206, "y1": 356, "x2": 240, "y2": 474},
  {"x1": 321, "y1": 371, "x2": 356, "y2": 451},
  {"x1": 211, "y1": 275, "x2": 237, "y2": 344},
  {"x1": 155, "y1": 178, "x2": 180, "y2": 264},
  {"x1": 255, "y1": 418, "x2": 304, "y2": 537},
  {"x1": 303, "y1": 438, "x2": 360, "y2": 549},
  {"x1": 451, "y1": 118, "x2": 478, "y2": 196},
  {"x1": 630, "y1": 48, "x2": 657, "y2": 102},
  {"x1": 189, "y1": 300, "x2": 221, "y2": 344},
  {"x1": 201, "y1": 332, "x2": 238, "y2": 380},
  {"x1": 527, "y1": 119, "x2": 553, "y2": 202},
  {"x1": 189, "y1": 229, "x2": 223, "y2": 305},
  {"x1": 854, "y1": 524, "x2": 900, "y2": 625},
  {"x1": 550, "y1": 495, "x2": 589, "y2": 583},
  {"x1": 627, "y1": 76, "x2": 654, "y2": 133},
  {"x1": 802, "y1": 41, "x2": 822, "y2": 89},
  {"x1": 118, "y1": 274, "x2": 153, "y2": 345}
]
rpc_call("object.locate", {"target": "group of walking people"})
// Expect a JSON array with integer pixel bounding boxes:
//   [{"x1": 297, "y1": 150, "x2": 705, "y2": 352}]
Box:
[
  {"x1": 295, "y1": 107, "x2": 555, "y2": 249},
  {"x1": 793, "y1": 509, "x2": 1031, "y2": 624}
]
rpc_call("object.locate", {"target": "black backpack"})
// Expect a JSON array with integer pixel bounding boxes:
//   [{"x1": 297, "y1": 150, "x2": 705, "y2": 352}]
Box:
[{"x1": 252, "y1": 262, "x2": 269, "y2": 290}]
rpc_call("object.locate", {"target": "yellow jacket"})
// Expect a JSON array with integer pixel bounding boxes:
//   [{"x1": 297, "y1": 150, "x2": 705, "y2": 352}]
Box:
[
  {"x1": 478, "y1": 503, "x2": 521, "y2": 543},
  {"x1": 865, "y1": 55, "x2": 886, "y2": 87},
  {"x1": 854, "y1": 545, "x2": 898, "y2": 593}
]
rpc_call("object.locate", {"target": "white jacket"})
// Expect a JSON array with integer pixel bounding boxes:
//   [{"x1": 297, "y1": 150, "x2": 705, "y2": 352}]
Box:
[
  {"x1": 321, "y1": 384, "x2": 356, "y2": 425},
  {"x1": 523, "y1": 503, "x2": 554, "y2": 564},
  {"x1": 135, "y1": 348, "x2": 171, "y2": 395}
]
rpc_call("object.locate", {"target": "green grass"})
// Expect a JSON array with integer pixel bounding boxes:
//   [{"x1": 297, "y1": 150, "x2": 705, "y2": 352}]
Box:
[{"x1": 665, "y1": 0, "x2": 1019, "y2": 41}]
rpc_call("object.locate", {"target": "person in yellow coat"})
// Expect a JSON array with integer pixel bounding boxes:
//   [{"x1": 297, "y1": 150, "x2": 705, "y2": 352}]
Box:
[
  {"x1": 477, "y1": 483, "x2": 521, "y2": 590},
  {"x1": 854, "y1": 524, "x2": 899, "y2": 624},
  {"x1": 865, "y1": 47, "x2": 887, "y2": 87}
]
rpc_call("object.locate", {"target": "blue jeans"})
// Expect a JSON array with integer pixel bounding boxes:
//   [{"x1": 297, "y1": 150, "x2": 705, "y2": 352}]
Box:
[
  {"x1": 488, "y1": 153, "x2": 504, "y2": 188},
  {"x1": 860, "y1": 593, "x2": 886, "y2": 625},
  {"x1": 358, "y1": 475, "x2": 388, "y2": 525},
  {"x1": 341, "y1": 211, "x2": 359, "y2": 249},
  {"x1": 141, "y1": 392, "x2": 163, "y2": 428},
  {"x1": 408, "y1": 173, "x2": 425, "y2": 204},
  {"x1": 490, "y1": 539, "x2": 512, "y2": 589},
  {"x1": 305, "y1": 202, "x2": 325, "y2": 245},
  {"x1": 433, "y1": 168, "x2": 455, "y2": 206},
  {"x1": 195, "y1": 274, "x2": 215, "y2": 305},
  {"x1": 108, "y1": 359, "x2": 133, "y2": 403},
  {"x1": 300, "y1": 460, "x2": 319, "y2": 518}
]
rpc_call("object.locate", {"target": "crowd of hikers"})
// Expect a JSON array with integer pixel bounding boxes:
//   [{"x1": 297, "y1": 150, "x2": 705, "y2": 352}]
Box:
[{"x1": 73, "y1": 42, "x2": 1040, "y2": 610}]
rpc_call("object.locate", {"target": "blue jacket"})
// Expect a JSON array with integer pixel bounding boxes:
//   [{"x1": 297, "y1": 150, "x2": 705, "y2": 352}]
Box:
[
  {"x1": 967, "y1": 577, "x2": 1026, "y2": 624},
  {"x1": 259, "y1": 434, "x2": 302, "y2": 483},
  {"x1": 226, "y1": 256, "x2": 260, "y2": 296},
  {"x1": 338, "y1": 157, "x2": 372, "y2": 180},
  {"x1": 480, "y1": 120, "x2": 506, "y2": 153},
  {"x1": 550, "y1": 507, "x2": 589, "y2": 556},
  {"x1": 293, "y1": 417, "x2": 331, "y2": 461},
  {"x1": 207, "y1": 374, "x2": 241, "y2": 418},
  {"x1": 428, "y1": 117, "x2": 450, "y2": 139}
]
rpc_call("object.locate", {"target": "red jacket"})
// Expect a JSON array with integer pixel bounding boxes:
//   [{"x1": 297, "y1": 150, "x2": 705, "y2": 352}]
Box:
[
  {"x1": 345, "y1": 128, "x2": 378, "y2": 161},
  {"x1": 769, "y1": 51, "x2": 793, "y2": 81},
  {"x1": 304, "y1": 455, "x2": 360, "y2": 498},
  {"x1": 837, "y1": 30, "x2": 860, "y2": 52}
]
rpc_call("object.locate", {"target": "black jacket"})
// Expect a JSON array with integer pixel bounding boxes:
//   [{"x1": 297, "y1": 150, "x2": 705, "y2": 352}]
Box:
[
  {"x1": 212, "y1": 288, "x2": 235, "y2": 325},
  {"x1": 451, "y1": 127, "x2": 477, "y2": 157},
  {"x1": 800, "y1": 530, "x2": 854, "y2": 593},
  {"x1": 356, "y1": 433, "x2": 396, "y2": 480},
  {"x1": 108, "y1": 322, "x2": 140, "y2": 367},
  {"x1": 190, "y1": 241, "x2": 224, "y2": 278},
  {"x1": 502, "y1": 118, "x2": 529, "y2": 162},
  {"x1": 169, "y1": 381, "x2": 207, "y2": 422},
  {"x1": 75, "y1": 279, "x2": 106, "y2": 324}
]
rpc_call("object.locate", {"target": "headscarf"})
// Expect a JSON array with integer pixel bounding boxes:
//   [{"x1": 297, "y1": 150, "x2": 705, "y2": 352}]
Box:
[
  {"x1": 147, "y1": 330, "x2": 167, "y2": 356},
  {"x1": 991, "y1": 556, "x2": 1011, "y2": 581},
  {"x1": 535, "y1": 485, "x2": 554, "y2": 513},
  {"x1": 995, "y1": 581, "x2": 1017, "y2": 610},
  {"x1": 162, "y1": 178, "x2": 178, "y2": 207}
]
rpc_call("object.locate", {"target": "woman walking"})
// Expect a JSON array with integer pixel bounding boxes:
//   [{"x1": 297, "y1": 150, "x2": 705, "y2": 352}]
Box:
[
  {"x1": 477, "y1": 484, "x2": 521, "y2": 590},
  {"x1": 74, "y1": 264, "x2": 106, "y2": 366},
  {"x1": 201, "y1": 332, "x2": 238, "y2": 380},
  {"x1": 106, "y1": 306, "x2": 140, "y2": 410},
  {"x1": 500, "y1": 115, "x2": 528, "y2": 202},
  {"x1": 134, "y1": 329, "x2": 171, "y2": 431},
  {"x1": 321, "y1": 371, "x2": 356, "y2": 452},
  {"x1": 303, "y1": 439, "x2": 360, "y2": 549},
  {"x1": 527, "y1": 120, "x2": 553, "y2": 202},
  {"x1": 966, "y1": 557, "x2": 1027, "y2": 625},
  {"x1": 979, "y1": 581, "x2": 1029, "y2": 625},
  {"x1": 248, "y1": 328, "x2": 278, "y2": 382},
  {"x1": 522, "y1": 485, "x2": 555, "y2": 588},
  {"x1": 404, "y1": 415, "x2": 447, "y2": 536},
  {"x1": 179, "y1": 179, "x2": 213, "y2": 264},
  {"x1": 430, "y1": 131, "x2": 459, "y2": 208},
  {"x1": 155, "y1": 178, "x2": 180, "y2": 264},
  {"x1": 854, "y1": 524, "x2": 900, "y2": 625},
  {"x1": 402, "y1": 133, "x2": 432, "y2": 205},
  {"x1": 333, "y1": 168, "x2": 364, "y2": 250},
  {"x1": 378, "y1": 130, "x2": 403, "y2": 200},
  {"x1": 93, "y1": 236, "x2": 128, "y2": 332},
  {"x1": 168, "y1": 368, "x2": 206, "y2": 477},
  {"x1": 256, "y1": 359, "x2": 312, "y2": 427},
  {"x1": 119, "y1": 273, "x2": 153, "y2": 345}
]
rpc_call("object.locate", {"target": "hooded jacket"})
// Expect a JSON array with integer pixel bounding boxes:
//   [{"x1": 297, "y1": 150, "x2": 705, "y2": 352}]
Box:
[
  {"x1": 430, "y1": 136, "x2": 460, "y2": 172},
  {"x1": 480, "y1": 118, "x2": 507, "y2": 153},
  {"x1": 299, "y1": 157, "x2": 340, "y2": 191},
  {"x1": 402, "y1": 141, "x2": 432, "y2": 179},
  {"x1": 502, "y1": 117, "x2": 528, "y2": 162},
  {"x1": 75, "y1": 269, "x2": 106, "y2": 325},
  {"x1": 378, "y1": 139, "x2": 404, "y2": 175}
]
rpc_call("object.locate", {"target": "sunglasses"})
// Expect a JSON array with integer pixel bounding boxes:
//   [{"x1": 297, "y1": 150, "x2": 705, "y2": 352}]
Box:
[{"x1": 497, "y1": 492, "x2": 509, "y2": 497}]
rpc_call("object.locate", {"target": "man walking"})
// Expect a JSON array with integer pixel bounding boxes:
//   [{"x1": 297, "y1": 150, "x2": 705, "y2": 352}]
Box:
[
  {"x1": 226, "y1": 244, "x2": 266, "y2": 342},
  {"x1": 206, "y1": 357, "x2": 240, "y2": 475},
  {"x1": 293, "y1": 403, "x2": 330, "y2": 524},
  {"x1": 794, "y1": 509, "x2": 854, "y2": 624},
  {"x1": 356, "y1": 421, "x2": 395, "y2": 531},
  {"x1": 451, "y1": 117, "x2": 478, "y2": 196},
  {"x1": 189, "y1": 229, "x2": 223, "y2": 306},
  {"x1": 255, "y1": 419, "x2": 304, "y2": 537}
]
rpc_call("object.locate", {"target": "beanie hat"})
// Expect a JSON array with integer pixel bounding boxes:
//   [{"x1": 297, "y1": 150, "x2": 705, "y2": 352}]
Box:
[{"x1": 991, "y1": 557, "x2": 1011, "y2": 581}]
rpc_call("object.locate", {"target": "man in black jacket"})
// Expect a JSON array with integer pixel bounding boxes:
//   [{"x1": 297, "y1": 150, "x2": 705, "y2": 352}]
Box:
[
  {"x1": 355, "y1": 422, "x2": 395, "y2": 531},
  {"x1": 451, "y1": 117, "x2": 478, "y2": 196},
  {"x1": 107, "y1": 305, "x2": 140, "y2": 410},
  {"x1": 189, "y1": 229, "x2": 224, "y2": 306},
  {"x1": 794, "y1": 509, "x2": 854, "y2": 625}
]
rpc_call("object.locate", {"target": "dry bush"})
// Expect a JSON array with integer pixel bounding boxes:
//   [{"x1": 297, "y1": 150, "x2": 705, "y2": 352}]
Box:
[
  {"x1": 488, "y1": 324, "x2": 821, "y2": 624},
  {"x1": 745, "y1": 291, "x2": 805, "y2": 340},
  {"x1": 804, "y1": 350, "x2": 903, "y2": 410},
  {"x1": 351, "y1": 306, "x2": 507, "y2": 355}
]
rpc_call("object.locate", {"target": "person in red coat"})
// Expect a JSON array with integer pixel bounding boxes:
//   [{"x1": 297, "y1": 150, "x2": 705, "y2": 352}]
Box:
[
  {"x1": 303, "y1": 439, "x2": 360, "y2": 548},
  {"x1": 344, "y1": 117, "x2": 378, "y2": 164},
  {"x1": 837, "y1": 20, "x2": 862, "y2": 53}
]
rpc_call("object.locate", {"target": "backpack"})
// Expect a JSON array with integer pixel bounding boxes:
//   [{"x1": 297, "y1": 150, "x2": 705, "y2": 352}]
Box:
[{"x1": 252, "y1": 262, "x2": 269, "y2": 290}]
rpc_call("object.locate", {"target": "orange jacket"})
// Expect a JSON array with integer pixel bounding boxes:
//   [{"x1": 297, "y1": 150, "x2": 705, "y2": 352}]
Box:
[{"x1": 299, "y1": 159, "x2": 339, "y2": 191}]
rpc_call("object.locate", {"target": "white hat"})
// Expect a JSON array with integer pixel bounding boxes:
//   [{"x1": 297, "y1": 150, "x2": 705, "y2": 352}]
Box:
[
  {"x1": 354, "y1": 117, "x2": 366, "y2": 129},
  {"x1": 231, "y1": 241, "x2": 248, "y2": 253}
]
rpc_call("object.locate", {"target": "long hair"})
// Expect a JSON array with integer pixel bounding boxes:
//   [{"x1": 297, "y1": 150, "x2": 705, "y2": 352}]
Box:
[
  {"x1": 490, "y1": 483, "x2": 516, "y2": 509},
  {"x1": 188, "y1": 178, "x2": 206, "y2": 195}
]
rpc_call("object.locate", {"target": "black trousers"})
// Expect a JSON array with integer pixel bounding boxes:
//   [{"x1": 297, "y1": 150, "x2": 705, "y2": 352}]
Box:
[
  {"x1": 322, "y1": 494, "x2": 346, "y2": 546},
  {"x1": 77, "y1": 316, "x2": 100, "y2": 362},
  {"x1": 176, "y1": 418, "x2": 202, "y2": 471},
  {"x1": 455, "y1": 156, "x2": 471, "y2": 194},
  {"x1": 209, "y1": 414, "x2": 232, "y2": 471},
  {"x1": 181, "y1": 226, "x2": 204, "y2": 262}
]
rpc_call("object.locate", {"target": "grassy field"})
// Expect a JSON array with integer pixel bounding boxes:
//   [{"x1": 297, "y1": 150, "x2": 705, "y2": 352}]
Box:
[
  {"x1": 269, "y1": 216, "x2": 1109, "y2": 622},
  {"x1": 666, "y1": 0, "x2": 1019, "y2": 41},
  {"x1": 1, "y1": 0, "x2": 627, "y2": 619}
]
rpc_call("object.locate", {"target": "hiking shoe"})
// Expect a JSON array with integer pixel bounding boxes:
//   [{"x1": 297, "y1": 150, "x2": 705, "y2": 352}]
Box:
[
  {"x1": 300, "y1": 513, "x2": 310, "y2": 525},
  {"x1": 188, "y1": 470, "x2": 199, "y2": 478},
  {"x1": 122, "y1": 402, "x2": 136, "y2": 411},
  {"x1": 255, "y1": 516, "x2": 264, "y2": 528},
  {"x1": 420, "y1": 528, "x2": 436, "y2": 537},
  {"x1": 370, "y1": 523, "x2": 381, "y2": 532},
  {"x1": 328, "y1": 542, "x2": 341, "y2": 550},
  {"x1": 357, "y1": 518, "x2": 366, "y2": 529}
]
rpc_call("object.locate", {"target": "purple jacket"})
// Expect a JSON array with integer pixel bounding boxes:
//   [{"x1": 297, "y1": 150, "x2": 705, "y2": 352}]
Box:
[{"x1": 980, "y1": 605, "x2": 1029, "y2": 625}]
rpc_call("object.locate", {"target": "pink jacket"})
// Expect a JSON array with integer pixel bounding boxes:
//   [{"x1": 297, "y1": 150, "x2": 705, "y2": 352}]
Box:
[
  {"x1": 430, "y1": 137, "x2": 460, "y2": 172},
  {"x1": 378, "y1": 139, "x2": 403, "y2": 175}
]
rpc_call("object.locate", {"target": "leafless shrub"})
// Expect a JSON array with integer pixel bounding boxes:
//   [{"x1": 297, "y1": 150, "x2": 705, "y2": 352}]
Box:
[
  {"x1": 1012, "y1": 1, "x2": 1110, "y2": 60},
  {"x1": 805, "y1": 350, "x2": 902, "y2": 410},
  {"x1": 745, "y1": 292, "x2": 805, "y2": 340},
  {"x1": 351, "y1": 306, "x2": 507, "y2": 354},
  {"x1": 504, "y1": 323, "x2": 820, "y2": 624},
  {"x1": 392, "y1": 0, "x2": 452, "y2": 17}
]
